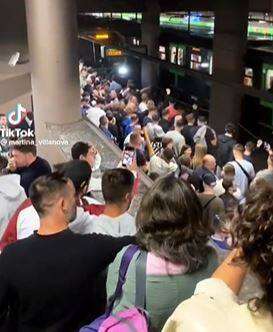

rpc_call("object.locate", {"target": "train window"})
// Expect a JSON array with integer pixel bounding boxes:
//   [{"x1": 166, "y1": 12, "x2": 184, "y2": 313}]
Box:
[
  {"x1": 190, "y1": 47, "x2": 213, "y2": 75},
  {"x1": 133, "y1": 38, "x2": 140, "y2": 46},
  {"x1": 177, "y1": 46, "x2": 184, "y2": 66},
  {"x1": 261, "y1": 63, "x2": 273, "y2": 109},
  {"x1": 244, "y1": 68, "x2": 253, "y2": 87},
  {"x1": 265, "y1": 69, "x2": 273, "y2": 91},
  {"x1": 159, "y1": 46, "x2": 166, "y2": 60},
  {"x1": 170, "y1": 45, "x2": 177, "y2": 64}
]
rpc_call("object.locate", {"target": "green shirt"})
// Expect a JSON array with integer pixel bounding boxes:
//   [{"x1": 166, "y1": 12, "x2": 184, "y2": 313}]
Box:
[{"x1": 107, "y1": 246, "x2": 218, "y2": 332}]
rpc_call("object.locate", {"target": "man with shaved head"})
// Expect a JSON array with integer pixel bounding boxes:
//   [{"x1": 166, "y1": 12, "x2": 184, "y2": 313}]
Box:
[
  {"x1": 193, "y1": 154, "x2": 217, "y2": 192},
  {"x1": 203, "y1": 155, "x2": 217, "y2": 173}
]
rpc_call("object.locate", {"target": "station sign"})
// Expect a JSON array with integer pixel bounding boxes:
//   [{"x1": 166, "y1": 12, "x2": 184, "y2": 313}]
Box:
[
  {"x1": 95, "y1": 33, "x2": 109, "y2": 40},
  {"x1": 105, "y1": 48, "x2": 123, "y2": 57}
]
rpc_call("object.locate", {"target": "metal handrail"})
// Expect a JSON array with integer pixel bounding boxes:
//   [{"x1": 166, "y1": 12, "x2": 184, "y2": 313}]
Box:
[{"x1": 238, "y1": 123, "x2": 259, "y2": 140}]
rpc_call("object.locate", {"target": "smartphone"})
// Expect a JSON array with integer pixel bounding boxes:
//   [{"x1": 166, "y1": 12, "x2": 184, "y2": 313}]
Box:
[
  {"x1": 256, "y1": 139, "x2": 263, "y2": 148},
  {"x1": 122, "y1": 147, "x2": 135, "y2": 167},
  {"x1": 166, "y1": 88, "x2": 171, "y2": 96},
  {"x1": 264, "y1": 142, "x2": 271, "y2": 152}
]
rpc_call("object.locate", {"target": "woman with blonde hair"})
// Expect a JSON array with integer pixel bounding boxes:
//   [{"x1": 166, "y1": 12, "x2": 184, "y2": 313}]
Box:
[{"x1": 192, "y1": 144, "x2": 207, "y2": 170}]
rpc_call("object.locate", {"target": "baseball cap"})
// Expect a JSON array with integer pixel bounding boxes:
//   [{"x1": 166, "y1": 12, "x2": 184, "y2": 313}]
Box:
[{"x1": 202, "y1": 173, "x2": 217, "y2": 187}]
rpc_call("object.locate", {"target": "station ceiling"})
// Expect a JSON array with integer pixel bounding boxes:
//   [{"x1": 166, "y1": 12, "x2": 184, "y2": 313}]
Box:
[
  {"x1": 0, "y1": 0, "x2": 272, "y2": 109},
  {"x1": 77, "y1": 0, "x2": 273, "y2": 13}
]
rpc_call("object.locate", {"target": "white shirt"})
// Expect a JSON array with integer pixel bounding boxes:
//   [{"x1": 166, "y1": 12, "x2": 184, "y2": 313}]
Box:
[
  {"x1": 123, "y1": 132, "x2": 132, "y2": 146},
  {"x1": 229, "y1": 160, "x2": 255, "y2": 197},
  {"x1": 163, "y1": 278, "x2": 273, "y2": 332},
  {"x1": 146, "y1": 123, "x2": 165, "y2": 141},
  {"x1": 149, "y1": 155, "x2": 178, "y2": 177},
  {"x1": 164, "y1": 130, "x2": 185, "y2": 156},
  {"x1": 90, "y1": 212, "x2": 136, "y2": 237},
  {"x1": 86, "y1": 106, "x2": 106, "y2": 127},
  {"x1": 17, "y1": 205, "x2": 40, "y2": 240},
  {"x1": 139, "y1": 101, "x2": 148, "y2": 113},
  {"x1": 0, "y1": 174, "x2": 26, "y2": 238},
  {"x1": 214, "y1": 178, "x2": 242, "y2": 201},
  {"x1": 16, "y1": 205, "x2": 98, "y2": 239}
]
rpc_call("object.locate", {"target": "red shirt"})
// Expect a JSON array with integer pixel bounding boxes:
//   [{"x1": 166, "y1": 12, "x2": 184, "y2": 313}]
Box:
[{"x1": 167, "y1": 104, "x2": 180, "y2": 123}]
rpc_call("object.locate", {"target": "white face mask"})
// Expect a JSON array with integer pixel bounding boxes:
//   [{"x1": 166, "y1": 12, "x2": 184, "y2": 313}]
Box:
[{"x1": 92, "y1": 153, "x2": 101, "y2": 171}]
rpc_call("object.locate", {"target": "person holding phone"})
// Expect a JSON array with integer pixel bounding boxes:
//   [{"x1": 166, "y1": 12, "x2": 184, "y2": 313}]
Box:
[
  {"x1": 127, "y1": 131, "x2": 148, "y2": 173},
  {"x1": 121, "y1": 146, "x2": 136, "y2": 169}
]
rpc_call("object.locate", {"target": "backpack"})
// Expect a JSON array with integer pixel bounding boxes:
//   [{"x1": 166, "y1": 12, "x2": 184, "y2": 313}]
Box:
[
  {"x1": 235, "y1": 161, "x2": 251, "y2": 185},
  {"x1": 79, "y1": 245, "x2": 149, "y2": 332},
  {"x1": 193, "y1": 125, "x2": 207, "y2": 148}
]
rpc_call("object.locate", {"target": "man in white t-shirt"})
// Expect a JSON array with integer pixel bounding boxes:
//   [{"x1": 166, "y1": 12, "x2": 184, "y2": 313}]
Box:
[
  {"x1": 149, "y1": 147, "x2": 178, "y2": 177},
  {"x1": 228, "y1": 144, "x2": 255, "y2": 198},
  {"x1": 90, "y1": 168, "x2": 136, "y2": 237},
  {"x1": 214, "y1": 163, "x2": 242, "y2": 201},
  {"x1": 85, "y1": 100, "x2": 106, "y2": 127},
  {"x1": 164, "y1": 119, "x2": 185, "y2": 157},
  {"x1": 146, "y1": 113, "x2": 165, "y2": 142}
]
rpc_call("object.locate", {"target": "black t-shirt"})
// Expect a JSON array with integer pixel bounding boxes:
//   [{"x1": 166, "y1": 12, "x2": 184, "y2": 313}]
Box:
[
  {"x1": 137, "y1": 110, "x2": 148, "y2": 127},
  {"x1": 143, "y1": 116, "x2": 153, "y2": 127},
  {"x1": 193, "y1": 166, "x2": 217, "y2": 193},
  {"x1": 158, "y1": 119, "x2": 171, "y2": 133},
  {"x1": 17, "y1": 156, "x2": 51, "y2": 196},
  {"x1": 216, "y1": 135, "x2": 236, "y2": 167},
  {"x1": 181, "y1": 125, "x2": 198, "y2": 148},
  {"x1": 108, "y1": 123, "x2": 119, "y2": 139},
  {"x1": 0, "y1": 229, "x2": 135, "y2": 332},
  {"x1": 205, "y1": 127, "x2": 216, "y2": 155}
]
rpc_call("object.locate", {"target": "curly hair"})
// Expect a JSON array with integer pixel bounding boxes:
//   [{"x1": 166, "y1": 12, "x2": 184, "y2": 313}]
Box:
[
  {"x1": 136, "y1": 175, "x2": 212, "y2": 273},
  {"x1": 232, "y1": 182, "x2": 273, "y2": 313}
]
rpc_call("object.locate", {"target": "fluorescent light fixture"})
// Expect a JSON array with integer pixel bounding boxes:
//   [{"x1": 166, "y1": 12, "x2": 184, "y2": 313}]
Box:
[{"x1": 200, "y1": 62, "x2": 210, "y2": 68}]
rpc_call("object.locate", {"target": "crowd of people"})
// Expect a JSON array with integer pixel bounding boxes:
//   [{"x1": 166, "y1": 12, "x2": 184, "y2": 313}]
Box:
[{"x1": 0, "y1": 64, "x2": 273, "y2": 331}]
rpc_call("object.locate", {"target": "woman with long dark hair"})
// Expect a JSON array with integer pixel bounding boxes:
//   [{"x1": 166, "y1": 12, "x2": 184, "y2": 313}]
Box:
[{"x1": 106, "y1": 175, "x2": 218, "y2": 331}]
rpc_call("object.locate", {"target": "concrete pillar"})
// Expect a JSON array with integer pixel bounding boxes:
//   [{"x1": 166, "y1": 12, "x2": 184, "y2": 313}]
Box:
[
  {"x1": 141, "y1": 0, "x2": 160, "y2": 88},
  {"x1": 0, "y1": 0, "x2": 30, "y2": 116},
  {"x1": 210, "y1": 1, "x2": 249, "y2": 133},
  {"x1": 25, "y1": 0, "x2": 80, "y2": 162}
]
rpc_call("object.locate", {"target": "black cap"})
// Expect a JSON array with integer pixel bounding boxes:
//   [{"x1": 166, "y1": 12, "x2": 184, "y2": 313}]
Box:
[{"x1": 202, "y1": 173, "x2": 217, "y2": 187}]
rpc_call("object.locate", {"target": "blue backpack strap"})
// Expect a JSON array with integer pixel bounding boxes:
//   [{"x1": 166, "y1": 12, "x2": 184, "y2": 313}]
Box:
[{"x1": 106, "y1": 244, "x2": 139, "y2": 315}]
